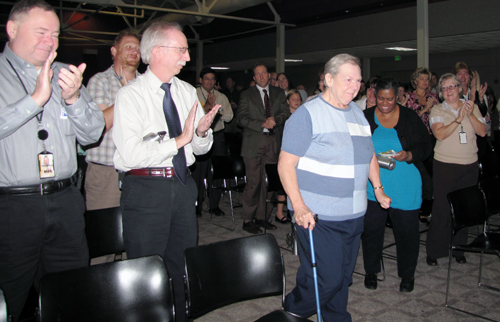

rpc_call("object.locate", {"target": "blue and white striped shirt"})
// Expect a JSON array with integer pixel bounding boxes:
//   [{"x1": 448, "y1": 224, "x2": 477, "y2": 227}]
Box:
[{"x1": 281, "y1": 95, "x2": 374, "y2": 221}]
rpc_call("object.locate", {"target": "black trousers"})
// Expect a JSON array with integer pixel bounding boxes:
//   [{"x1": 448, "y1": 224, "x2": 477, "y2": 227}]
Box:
[
  {"x1": 120, "y1": 174, "x2": 197, "y2": 322},
  {"x1": 0, "y1": 186, "x2": 88, "y2": 322},
  {"x1": 426, "y1": 160, "x2": 478, "y2": 259},
  {"x1": 362, "y1": 200, "x2": 420, "y2": 279}
]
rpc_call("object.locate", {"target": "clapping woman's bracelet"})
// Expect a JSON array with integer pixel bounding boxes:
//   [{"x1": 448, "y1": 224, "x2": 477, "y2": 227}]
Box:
[
  {"x1": 373, "y1": 185, "x2": 384, "y2": 190},
  {"x1": 453, "y1": 120, "x2": 461, "y2": 125}
]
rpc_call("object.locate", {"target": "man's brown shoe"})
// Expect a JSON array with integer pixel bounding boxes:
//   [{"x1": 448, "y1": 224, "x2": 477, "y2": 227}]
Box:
[
  {"x1": 243, "y1": 221, "x2": 262, "y2": 234},
  {"x1": 254, "y1": 219, "x2": 277, "y2": 230}
]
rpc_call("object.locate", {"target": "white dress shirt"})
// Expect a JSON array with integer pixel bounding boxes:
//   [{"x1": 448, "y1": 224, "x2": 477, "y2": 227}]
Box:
[{"x1": 113, "y1": 67, "x2": 213, "y2": 171}]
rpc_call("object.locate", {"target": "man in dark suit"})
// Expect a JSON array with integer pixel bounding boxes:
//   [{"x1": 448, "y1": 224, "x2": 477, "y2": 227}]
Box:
[{"x1": 237, "y1": 63, "x2": 289, "y2": 233}]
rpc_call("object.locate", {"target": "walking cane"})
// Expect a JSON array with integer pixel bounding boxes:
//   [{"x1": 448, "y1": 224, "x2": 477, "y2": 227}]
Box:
[{"x1": 309, "y1": 215, "x2": 322, "y2": 322}]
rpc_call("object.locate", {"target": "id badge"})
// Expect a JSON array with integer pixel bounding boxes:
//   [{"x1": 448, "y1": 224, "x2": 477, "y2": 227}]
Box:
[
  {"x1": 38, "y1": 151, "x2": 55, "y2": 178},
  {"x1": 459, "y1": 131, "x2": 467, "y2": 144}
]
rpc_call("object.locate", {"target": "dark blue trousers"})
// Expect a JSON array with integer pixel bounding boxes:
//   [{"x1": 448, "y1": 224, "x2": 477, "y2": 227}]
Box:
[
  {"x1": 285, "y1": 215, "x2": 364, "y2": 322},
  {"x1": 0, "y1": 186, "x2": 88, "y2": 322},
  {"x1": 120, "y1": 174, "x2": 198, "y2": 322}
]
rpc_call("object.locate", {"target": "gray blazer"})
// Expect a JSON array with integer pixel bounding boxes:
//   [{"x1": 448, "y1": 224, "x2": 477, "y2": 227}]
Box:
[{"x1": 236, "y1": 85, "x2": 289, "y2": 158}]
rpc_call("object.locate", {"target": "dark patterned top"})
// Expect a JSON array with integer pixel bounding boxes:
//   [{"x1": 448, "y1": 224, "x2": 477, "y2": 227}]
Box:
[{"x1": 406, "y1": 91, "x2": 438, "y2": 134}]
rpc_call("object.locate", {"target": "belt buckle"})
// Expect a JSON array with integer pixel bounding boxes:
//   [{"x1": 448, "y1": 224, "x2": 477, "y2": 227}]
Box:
[
  {"x1": 40, "y1": 183, "x2": 43, "y2": 196},
  {"x1": 162, "y1": 168, "x2": 166, "y2": 177}
]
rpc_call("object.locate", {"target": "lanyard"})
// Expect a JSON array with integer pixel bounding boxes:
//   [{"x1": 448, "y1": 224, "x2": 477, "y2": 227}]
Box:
[{"x1": 6, "y1": 58, "x2": 49, "y2": 143}]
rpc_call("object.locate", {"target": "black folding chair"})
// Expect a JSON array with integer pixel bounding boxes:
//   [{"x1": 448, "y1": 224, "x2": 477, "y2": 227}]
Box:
[
  {"x1": 39, "y1": 255, "x2": 175, "y2": 322},
  {"x1": 0, "y1": 289, "x2": 6, "y2": 322},
  {"x1": 445, "y1": 185, "x2": 500, "y2": 321},
  {"x1": 84, "y1": 207, "x2": 125, "y2": 261},
  {"x1": 209, "y1": 155, "x2": 246, "y2": 231},
  {"x1": 184, "y1": 234, "x2": 312, "y2": 322}
]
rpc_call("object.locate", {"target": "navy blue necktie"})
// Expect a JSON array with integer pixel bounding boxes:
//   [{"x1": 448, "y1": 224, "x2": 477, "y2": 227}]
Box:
[{"x1": 161, "y1": 83, "x2": 187, "y2": 185}]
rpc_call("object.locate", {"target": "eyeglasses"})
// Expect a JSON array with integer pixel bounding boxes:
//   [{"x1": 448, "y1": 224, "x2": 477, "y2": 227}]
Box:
[
  {"x1": 159, "y1": 46, "x2": 190, "y2": 54},
  {"x1": 441, "y1": 84, "x2": 459, "y2": 92}
]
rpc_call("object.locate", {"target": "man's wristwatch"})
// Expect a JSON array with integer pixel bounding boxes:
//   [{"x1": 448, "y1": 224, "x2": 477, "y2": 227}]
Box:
[{"x1": 196, "y1": 130, "x2": 208, "y2": 138}]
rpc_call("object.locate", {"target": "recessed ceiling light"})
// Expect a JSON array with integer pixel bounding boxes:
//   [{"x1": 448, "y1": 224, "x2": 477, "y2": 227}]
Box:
[
  {"x1": 385, "y1": 47, "x2": 417, "y2": 52},
  {"x1": 284, "y1": 59, "x2": 303, "y2": 62},
  {"x1": 210, "y1": 67, "x2": 230, "y2": 70}
]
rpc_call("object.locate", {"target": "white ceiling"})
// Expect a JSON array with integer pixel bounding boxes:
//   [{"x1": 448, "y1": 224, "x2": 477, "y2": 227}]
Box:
[{"x1": 207, "y1": 30, "x2": 500, "y2": 70}]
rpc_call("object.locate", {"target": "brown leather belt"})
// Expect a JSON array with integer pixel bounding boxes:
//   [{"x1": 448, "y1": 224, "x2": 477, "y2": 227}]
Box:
[
  {"x1": 126, "y1": 167, "x2": 188, "y2": 178},
  {"x1": 0, "y1": 173, "x2": 78, "y2": 196}
]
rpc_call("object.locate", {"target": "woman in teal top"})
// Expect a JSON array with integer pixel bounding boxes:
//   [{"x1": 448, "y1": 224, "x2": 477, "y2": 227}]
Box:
[{"x1": 362, "y1": 78, "x2": 433, "y2": 293}]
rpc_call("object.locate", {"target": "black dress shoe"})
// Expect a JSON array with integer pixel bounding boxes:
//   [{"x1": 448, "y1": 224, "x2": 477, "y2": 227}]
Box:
[
  {"x1": 275, "y1": 215, "x2": 290, "y2": 224},
  {"x1": 209, "y1": 207, "x2": 225, "y2": 216},
  {"x1": 400, "y1": 278, "x2": 414, "y2": 293},
  {"x1": 242, "y1": 221, "x2": 262, "y2": 234},
  {"x1": 454, "y1": 255, "x2": 467, "y2": 264},
  {"x1": 364, "y1": 273, "x2": 377, "y2": 290},
  {"x1": 426, "y1": 256, "x2": 438, "y2": 266},
  {"x1": 254, "y1": 219, "x2": 277, "y2": 230}
]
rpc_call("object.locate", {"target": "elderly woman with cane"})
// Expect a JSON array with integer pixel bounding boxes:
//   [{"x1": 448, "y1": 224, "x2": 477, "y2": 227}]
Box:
[{"x1": 278, "y1": 53, "x2": 390, "y2": 321}]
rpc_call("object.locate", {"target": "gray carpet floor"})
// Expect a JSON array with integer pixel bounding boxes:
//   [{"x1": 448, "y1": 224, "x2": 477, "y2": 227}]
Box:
[{"x1": 195, "y1": 195, "x2": 500, "y2": 322}]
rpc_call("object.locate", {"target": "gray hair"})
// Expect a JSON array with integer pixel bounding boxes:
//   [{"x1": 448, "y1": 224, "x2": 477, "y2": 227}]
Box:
[
  {"x1": 323, "y1": 53, "x2": 361, "y2": 87},
  {"x1": 437, "y1": 73, "x2": 463, "y2": 100},
  {"x1": 140, "y1": 21, "x2": 182, "y2": 65}
]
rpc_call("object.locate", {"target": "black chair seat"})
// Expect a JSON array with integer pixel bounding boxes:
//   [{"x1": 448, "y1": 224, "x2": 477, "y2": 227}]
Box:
[
  {"x1": 39, "y1": 255, "x2": 175, "y2": 322},
  {"x1": 255, "y1": 310, "x2": 311, "y2": 322},
  {"x1": 454, "y1": 232, "x2": 500, "y2": 254}
]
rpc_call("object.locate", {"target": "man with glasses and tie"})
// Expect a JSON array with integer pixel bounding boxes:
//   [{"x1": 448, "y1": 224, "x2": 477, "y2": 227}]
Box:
[
  {"x1": 112, "y1": 21, "x2": 219, "y2": 322},
  {"x1": 236, "y1": 62, "x2": 289, "y2": 234}
]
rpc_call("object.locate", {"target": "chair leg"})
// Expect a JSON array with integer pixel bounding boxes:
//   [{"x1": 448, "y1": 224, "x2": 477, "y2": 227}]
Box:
[
  {"x1": 210, "y1": 179, "x2": 235, "y2": 231},
  {"x1": 445, "y1": 251, "x2": 453, "y2": 307},
  {"x1": 478, "y1": 251, "x2": 500, "y2": 292}
]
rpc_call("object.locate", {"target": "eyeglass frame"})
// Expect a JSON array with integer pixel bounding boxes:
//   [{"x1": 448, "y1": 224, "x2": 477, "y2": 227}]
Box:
[
  {"x1": 158, "y1": 46, "x2": 190, "y2": 54},
  {"x1": 441, "y1": 84, "x2": 460, "y2": 92}
]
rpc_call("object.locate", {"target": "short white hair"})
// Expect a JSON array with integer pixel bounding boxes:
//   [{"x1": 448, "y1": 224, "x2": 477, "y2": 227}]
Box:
[{"x1": 140, "y1": 21, "x2": 182, "y2": 65}]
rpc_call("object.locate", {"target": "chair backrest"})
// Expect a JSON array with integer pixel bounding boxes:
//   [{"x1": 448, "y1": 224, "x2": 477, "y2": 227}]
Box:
[
  {"x1": 211, "y1": 155, "x2": 246, "y2": 181},
  {"x1": 447, "y1": 185, "x2": 488, "y2": 234},
  {"x1": 0, "y1": 289, "x2": 7, "y2": 322},
  {"x1": 478, "y1": 151, "x2": 500, "y2": 180},
  {"x1": 39, "y1": 255, "x2": 175, "y2": 322},
  {"x1": 480, "y1": 176, "x2": 500, "y2": 216},
  {"x1": 85, "y1": 207, "x2": 125, "y2": 259},
  {"x1": 184, "y1": 234, "x2": 285, "y2": 320},
  {"x1": 265, "y1": 163, "x2": 284, "y2": 194}
]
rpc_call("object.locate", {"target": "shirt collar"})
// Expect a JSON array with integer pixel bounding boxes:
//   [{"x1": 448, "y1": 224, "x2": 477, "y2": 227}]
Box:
[
  {"x1": 256, "y1": 84, "x2": 270, "y2": 93},
  {"x1": 146, "y1": 66, "x2": 173, "y2": 93},
  {"x1": 442, "y1": 98, "x2": 465, "y2": 111}
]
